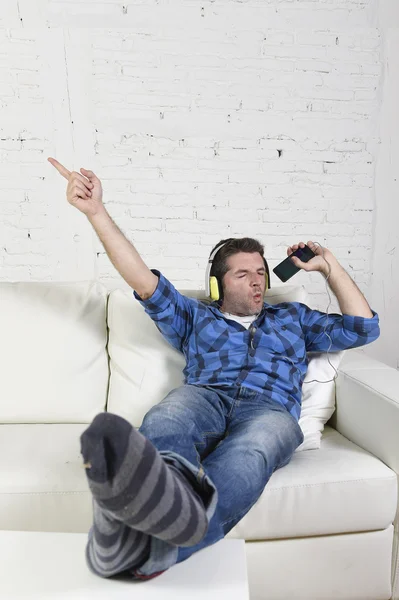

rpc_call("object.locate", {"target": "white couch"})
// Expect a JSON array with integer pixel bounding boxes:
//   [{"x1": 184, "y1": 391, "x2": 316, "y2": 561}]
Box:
[{"x1": 0, "y1": 280, "x2": 398, "y2": 600}]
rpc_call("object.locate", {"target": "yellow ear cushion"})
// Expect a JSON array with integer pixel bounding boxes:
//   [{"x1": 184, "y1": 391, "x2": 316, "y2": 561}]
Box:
[
  {"x1": 209, "y1": 273, "x2": 268, "y2": 302},
  {"x1": 209, "y1": 276, "x2": 220, "y2": 301}
]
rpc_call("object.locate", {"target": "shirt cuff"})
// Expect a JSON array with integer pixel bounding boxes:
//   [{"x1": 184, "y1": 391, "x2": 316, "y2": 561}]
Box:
[
  {"x1": 342, "y1": 309, "x2": 379, "y2": 334},
  {"x1": 132, "y1": 269, "x2": 170, "y2": 314}
]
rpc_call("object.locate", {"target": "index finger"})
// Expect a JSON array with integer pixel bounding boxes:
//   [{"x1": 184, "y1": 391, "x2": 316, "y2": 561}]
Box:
[{"x1": 47, "y1": 157, "x2": 71, "y2": 180}]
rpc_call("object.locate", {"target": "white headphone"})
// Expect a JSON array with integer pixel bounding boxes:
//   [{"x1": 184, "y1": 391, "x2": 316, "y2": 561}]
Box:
[{"x1": 205, "y1": 239, "x2": 270, "y2": 301}]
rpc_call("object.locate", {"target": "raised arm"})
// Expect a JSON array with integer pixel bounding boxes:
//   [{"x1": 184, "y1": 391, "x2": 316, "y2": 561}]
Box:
[
  {"x1": 48, "y1": 157, "x2": 158, "y2": 299},
  {"x1": 87, "y1": 209, "x2": 158, "y2": 299}
]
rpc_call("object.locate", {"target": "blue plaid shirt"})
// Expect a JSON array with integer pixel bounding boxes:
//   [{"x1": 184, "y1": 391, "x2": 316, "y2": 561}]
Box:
[{"x1": 133, "y1": 269, "x2": 380, "y2": 420}]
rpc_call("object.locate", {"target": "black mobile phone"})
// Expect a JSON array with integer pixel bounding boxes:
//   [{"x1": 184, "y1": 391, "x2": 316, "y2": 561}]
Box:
[{"x1": 273, "y1": 244, "x2": 317, "y2": 283}]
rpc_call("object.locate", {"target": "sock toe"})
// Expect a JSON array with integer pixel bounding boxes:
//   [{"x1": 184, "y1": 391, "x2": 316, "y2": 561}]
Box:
[
  {"x1": 80, "y1": 413, "x2": 133, "y2": 483},
  {"x1": 80, "y1": 432, "x2": 108, "y2": 482}
]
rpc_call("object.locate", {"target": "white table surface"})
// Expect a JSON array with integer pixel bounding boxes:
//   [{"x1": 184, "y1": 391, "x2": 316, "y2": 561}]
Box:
[{"x1": 0, "y1": 530, "x2": 249, "y2": 599}]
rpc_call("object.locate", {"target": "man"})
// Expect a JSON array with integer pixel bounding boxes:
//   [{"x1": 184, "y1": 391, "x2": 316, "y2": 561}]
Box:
[{"x1": 48, "y1": 157, "x2": 380, "y2": 581}]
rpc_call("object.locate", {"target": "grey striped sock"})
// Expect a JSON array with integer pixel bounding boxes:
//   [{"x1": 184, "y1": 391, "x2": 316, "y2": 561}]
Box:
[
  {"x1": 80, "y1": 412, "x2": 208, "y2": 547},
  {"x1": 86, "y1": 500, "x2": 150, "y2": 578}
]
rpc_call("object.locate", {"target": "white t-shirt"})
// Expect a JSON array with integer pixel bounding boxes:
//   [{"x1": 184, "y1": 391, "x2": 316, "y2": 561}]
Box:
[{"x1": 221, "y1": 311, "x2": 259, "y2": 330}]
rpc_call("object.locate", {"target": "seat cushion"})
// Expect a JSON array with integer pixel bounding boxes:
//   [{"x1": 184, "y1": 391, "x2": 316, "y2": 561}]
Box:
[
  {"x1": 0, "y1": 423, "x2": 92, "y2": 532},
  {"x1": 0, "y1": 423, "x2": 396, "y2": 538},
  {"x1": 227, "y1": 426, "x2": 397, "y2": 540}
]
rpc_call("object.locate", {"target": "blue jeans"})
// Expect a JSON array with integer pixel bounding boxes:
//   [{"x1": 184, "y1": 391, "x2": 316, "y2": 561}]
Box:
[{"x1": 133, "y1": 383, "x2": 304, "y2": 577}]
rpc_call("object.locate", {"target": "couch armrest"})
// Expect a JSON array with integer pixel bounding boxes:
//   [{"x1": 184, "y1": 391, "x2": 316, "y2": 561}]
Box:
[{"x1": 330, "y1": 350, "x2": 399, "y2": 474}]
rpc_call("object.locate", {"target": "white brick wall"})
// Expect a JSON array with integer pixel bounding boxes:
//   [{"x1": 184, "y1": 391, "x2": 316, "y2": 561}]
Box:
[{"x1": 0, "y1": 1, "x2": 383, "y2": 318}]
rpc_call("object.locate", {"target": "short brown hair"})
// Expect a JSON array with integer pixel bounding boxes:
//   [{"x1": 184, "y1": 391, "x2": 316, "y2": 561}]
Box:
[{"x1": 209, "y1": 237, "x2": 266, "y2": 299}]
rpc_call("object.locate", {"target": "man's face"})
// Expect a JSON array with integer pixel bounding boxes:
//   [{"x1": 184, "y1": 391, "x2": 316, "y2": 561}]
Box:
[{"x1": 219, "y1": 252, "x2": 266, "y2": 317}]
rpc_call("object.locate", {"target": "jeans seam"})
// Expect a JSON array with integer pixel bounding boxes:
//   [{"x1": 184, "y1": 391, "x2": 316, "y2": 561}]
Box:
[{"x1": 226, "y1": 397, "x2": 239, "y2": 424}]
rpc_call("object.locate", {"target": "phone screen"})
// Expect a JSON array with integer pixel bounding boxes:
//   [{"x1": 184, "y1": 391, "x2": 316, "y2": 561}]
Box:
[{"x1": 272, "y1": 245, "x2": 316, "y2": 282}]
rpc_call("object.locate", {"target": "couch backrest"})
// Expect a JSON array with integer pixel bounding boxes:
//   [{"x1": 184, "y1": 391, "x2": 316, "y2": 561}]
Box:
[
  {"x1": 0, "y1": 278, "x2": 328, "y2": 429},
  {"x1": 106, "y1": 283, "x2": 312, "y2": 426},
  {"x1": 0, "y1": 281, "x2": 109, "y2": 423}
]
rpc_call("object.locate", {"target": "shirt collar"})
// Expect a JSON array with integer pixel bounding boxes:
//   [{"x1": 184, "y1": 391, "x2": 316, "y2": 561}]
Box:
[{"x1": 208, "y1": 299, "x2": 268, "y2": 320}]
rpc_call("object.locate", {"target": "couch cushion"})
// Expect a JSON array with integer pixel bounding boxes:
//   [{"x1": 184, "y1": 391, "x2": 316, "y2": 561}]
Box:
[
  {"x1": 0, "y1": 423, "x2": 92, "y2": 532},
  {"x1": 227, "y1": 426, "x2": 397, "y2": 540},
  {"x1": 0, "y1": 282, "x2": 109, "y2": 423},
  {"x1": 0, "y1": 424, "x2": 395, "y2": 538},
  {"x1": 106, "y1": 283, "x2": 343, "y2": 451}
]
